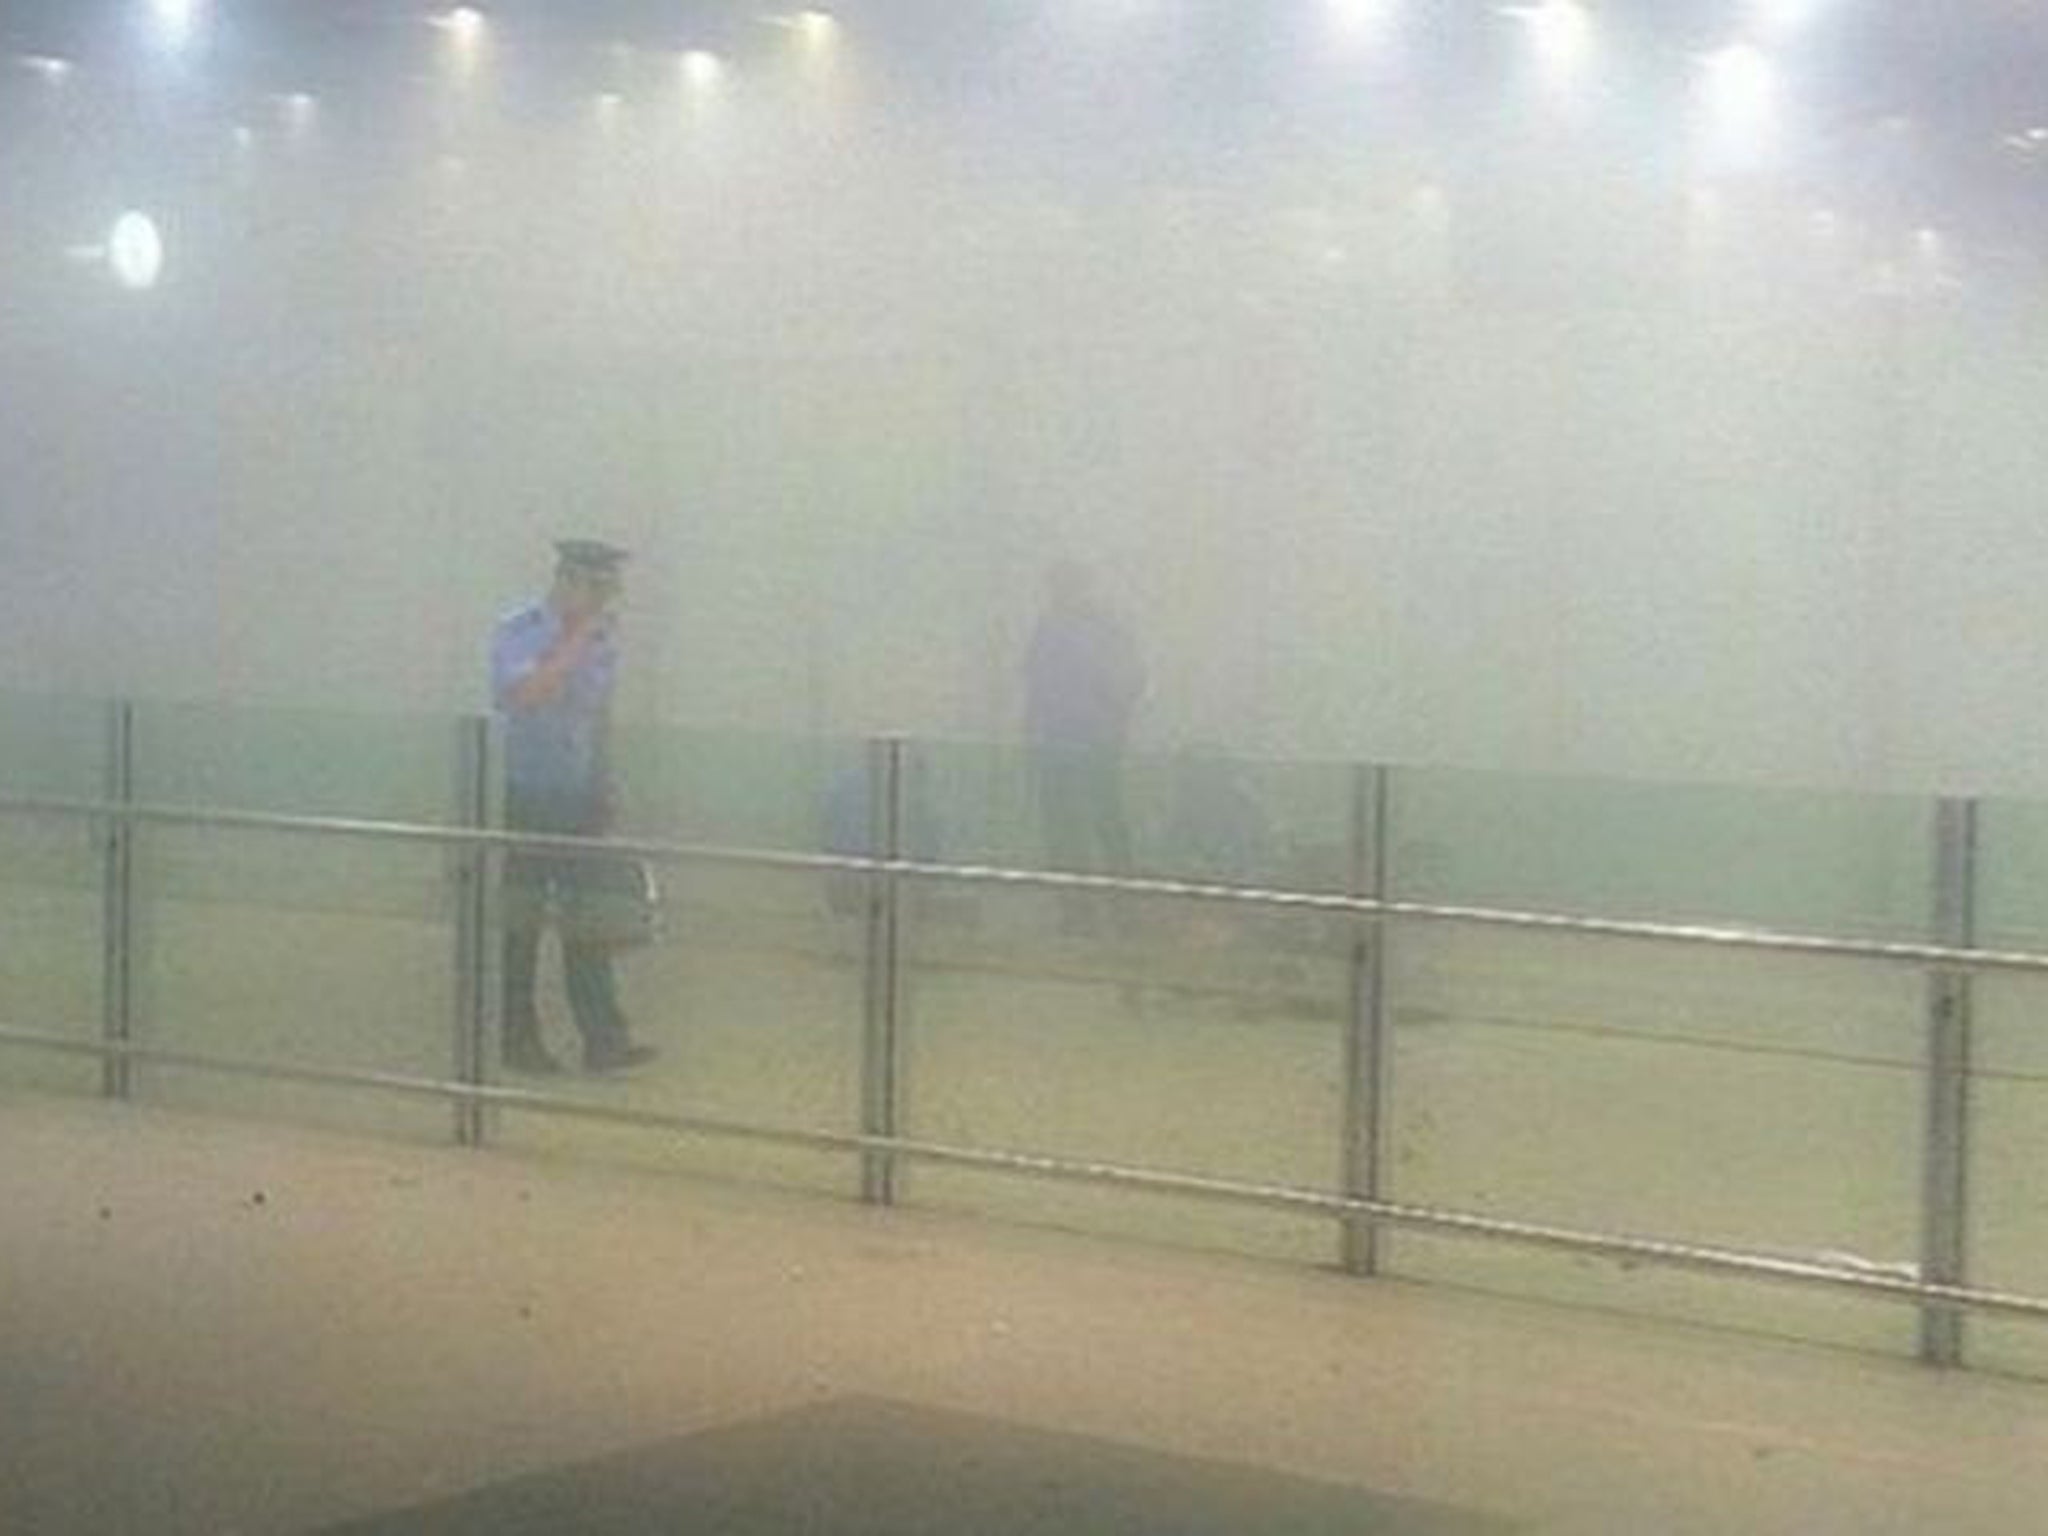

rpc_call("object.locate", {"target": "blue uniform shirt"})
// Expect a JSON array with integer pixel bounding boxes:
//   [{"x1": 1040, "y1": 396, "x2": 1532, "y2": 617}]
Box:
[{"x1": 490, "y1": 602, "x2": 619, "y2": 808}]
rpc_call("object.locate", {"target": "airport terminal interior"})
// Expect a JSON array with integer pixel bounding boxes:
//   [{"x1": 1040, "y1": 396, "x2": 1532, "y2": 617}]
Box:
[{"x1": 9, "y1": 2, "x2": 2048, "y2": 1531}]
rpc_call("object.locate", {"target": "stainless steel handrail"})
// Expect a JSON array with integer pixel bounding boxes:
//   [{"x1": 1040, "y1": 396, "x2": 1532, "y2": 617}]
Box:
[
  {"x1": 5, "y1": 789, "x2": 2048, "y2": 976},
  {"x1": 6, "y1": 1019, "x2": 2045, "y2": 1323},
  {"x1": 12, "y1": 785, "x2": 2048, "y2": 1340}
]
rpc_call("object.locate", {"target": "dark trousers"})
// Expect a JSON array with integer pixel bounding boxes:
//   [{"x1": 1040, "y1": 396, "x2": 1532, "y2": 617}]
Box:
[
  {"x1": 501, "y1": 923, "x2": 629, "y2": 1057},
  {"x1": 1035, "y1": 749, "x2": 1134, "y2": 874},
  {"x1": 1033, "y1": 748, "x2": 1134, "y2": 934},
  {"x1": 501, "y1": 790, "x2": 631, "y2": 1057}
]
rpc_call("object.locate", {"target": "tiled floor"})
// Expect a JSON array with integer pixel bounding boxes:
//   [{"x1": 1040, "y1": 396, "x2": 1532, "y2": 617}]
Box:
[{"x1": 6, "y1": 1091, "x2": 2048, "y2": 1535}]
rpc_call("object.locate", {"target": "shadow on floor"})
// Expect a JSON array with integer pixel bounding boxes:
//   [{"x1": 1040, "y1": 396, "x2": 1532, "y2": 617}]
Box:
[{"x1": 314, "y1": 1396, "x2": 1516, "y2": 1535}]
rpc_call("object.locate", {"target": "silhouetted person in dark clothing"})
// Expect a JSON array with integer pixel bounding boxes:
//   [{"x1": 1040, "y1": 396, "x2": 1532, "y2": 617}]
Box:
[{"x1": 1024, "y1": 561, "x2": 1145, "y2": 926}]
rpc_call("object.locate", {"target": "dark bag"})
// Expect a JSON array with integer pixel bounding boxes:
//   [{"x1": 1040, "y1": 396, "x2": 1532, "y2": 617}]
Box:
[{"x1": 555, "y1": 854, "x2": 662, "y2": 950}]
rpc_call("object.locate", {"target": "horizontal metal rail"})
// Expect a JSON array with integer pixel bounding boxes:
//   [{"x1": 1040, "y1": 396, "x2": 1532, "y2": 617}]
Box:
[
  {"x1": 7, "y1": 790, "x2": 2048, "y2": 978},
  {"x1": 5, "y1": 1019, "x2": 2047, "y2": 1324}
]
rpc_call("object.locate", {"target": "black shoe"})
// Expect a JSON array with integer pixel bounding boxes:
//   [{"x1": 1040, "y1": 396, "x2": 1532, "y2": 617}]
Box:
[
  {"x1": 583, "y1": 1042, "x2": 658, "y2": 1075},
  {"x1": 503, "y1": 1040, "x2": 565, "y2": 1076}
]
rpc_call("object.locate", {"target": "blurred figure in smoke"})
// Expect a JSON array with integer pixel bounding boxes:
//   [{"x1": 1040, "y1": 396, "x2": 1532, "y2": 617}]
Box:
[
  {"x1": 1166, "y1": 750, "x2": 1305, "y2": 1017},
  {"x1": 1166, "y1": 751, "x2": 1271, "y2": 889},
  {"x1": 1024, "y1": 559, "x2": 1146, "y2": 929},
  {"x1": 490, "y1": 539, "x2": 658, "y2": 1076}
]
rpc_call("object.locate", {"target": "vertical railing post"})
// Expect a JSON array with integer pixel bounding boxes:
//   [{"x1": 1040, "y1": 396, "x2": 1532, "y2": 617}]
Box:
[
  {"x1": 1920, "y1": 795, "x2": 1976, "y2": 1366},
  {"x1": 1342, "y1": 763, "x2": 1391, "y2": 1274},
  {"x1": 100, "y1": 700, "x2": 135, "y2": 1102},
  {"x1": 450, "y1": 714, "x2": 498, "y2": 1149},
  {"x1": 861, "y1": 736, "x2": 905, "y2": 1204}
]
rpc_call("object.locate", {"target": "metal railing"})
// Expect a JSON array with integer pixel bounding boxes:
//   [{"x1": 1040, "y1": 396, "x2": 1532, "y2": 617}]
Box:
[{"x1": 0, "y1": 725, "x2": 2042, "y2": 1364}]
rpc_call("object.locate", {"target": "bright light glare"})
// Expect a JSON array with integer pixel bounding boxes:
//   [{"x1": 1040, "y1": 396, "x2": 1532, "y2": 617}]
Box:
[
  {"x1": 1325, "y1": 0, "x2": 1398, "y2": 49},
  {"x1": 768, "y1": 9, "x2": 839, "y2": 51},
  {"x1": 1699, "y1": 43, "x2": 1778, "y2": 165},
  {"x1": 1748, "y1": 0, "x2": 1829, "y2": 40},
  {"x1": 681, "y1": 49, "x2": 724, "y2": 89},
  {"x1": 1503, "y1": 1, "x2": 1592, "y2": 87},
  {"x1": 1908, "y1": 227, "x2": 1958, "y2": 289},
  {"x1": 150, "y1": 0, "x2": 199, "y2": 49},
  {"x1": 108, "y1": 212, "x2": 164, "y2": 291},
  {"x1": 1703, "y1": 44, "x2": 1773, "y2": 114},
  {"x1": 20, "y1": 53, "x2": 73, "y2": 81},
  {"x1": 281, "y1": 92, "x2": 317, "y2": 132},
  {"x1": 430, "y1": 8, "x2": 487, "y2": 80},
  {"x1": 441, "y1": 7, "x2": 485, "y2": 44}
]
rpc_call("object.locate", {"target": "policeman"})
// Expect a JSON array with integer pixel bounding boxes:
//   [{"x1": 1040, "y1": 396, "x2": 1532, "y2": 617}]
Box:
[{"x1": 490, "y1": 539, "x2": 658, "y2": 1075}]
